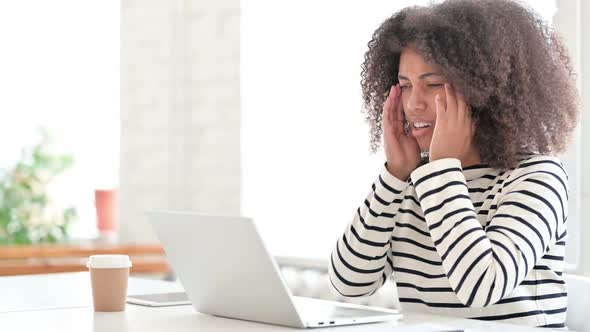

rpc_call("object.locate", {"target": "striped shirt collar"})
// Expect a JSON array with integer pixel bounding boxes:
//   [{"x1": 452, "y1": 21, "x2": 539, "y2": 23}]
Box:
[{"x1": 462, "y1": 163, "x2": 493, "y2": 181}]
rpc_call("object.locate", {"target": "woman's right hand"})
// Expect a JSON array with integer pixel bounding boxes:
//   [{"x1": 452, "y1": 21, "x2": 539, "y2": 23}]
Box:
[{"x1": 382, "y1": 84, "x2": 421, "y2": 181}]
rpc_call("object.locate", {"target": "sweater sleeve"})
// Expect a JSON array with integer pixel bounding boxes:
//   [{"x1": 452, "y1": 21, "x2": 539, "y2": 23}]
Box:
[
  {"x1": 329, "y1": 163, "x2": 409, "y2": 297},
  {"x1": 410, "y1": 158, "x2": 568, "y2": 307}
]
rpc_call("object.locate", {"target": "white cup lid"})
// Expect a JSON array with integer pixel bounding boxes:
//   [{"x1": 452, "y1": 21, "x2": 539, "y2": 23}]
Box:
[{"x1": 86, "y1": 255, "x2": 132, "y2": 269}]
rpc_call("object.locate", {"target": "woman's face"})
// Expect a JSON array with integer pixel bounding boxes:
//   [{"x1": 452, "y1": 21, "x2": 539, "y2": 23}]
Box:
[{"x1": 398, "y1": 47, "x2": 448, "y2": 151}]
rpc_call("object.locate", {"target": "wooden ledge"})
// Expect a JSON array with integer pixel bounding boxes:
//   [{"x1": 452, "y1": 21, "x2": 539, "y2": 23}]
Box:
[{"x1": 0, "y1": 244, "x2": 170, "y2": 276}]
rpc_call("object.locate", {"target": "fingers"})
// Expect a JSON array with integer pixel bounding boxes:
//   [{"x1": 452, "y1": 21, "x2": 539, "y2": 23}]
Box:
[
  {"x1": 445, "y1": 84, "x2": 477, "y2": 141},
  {"x1": 394, "y1": 86, "x2": 405, "y2": 134},
  {"x1": 456, "y1": 89, "x2": 468, "y2": 123},
  {"x1": 384, "y1": 84, "x2": 404, "y2": 135},
  {"x1": 445, "y1": 83, "x2": 460, "y2": 122},
  {"x1": 390, "y1": 85, "x2": 402, "y2": 122},
  {"x1": 383, "y1": 86, "x2": 394, "y2": 129},
  {"x1": 383, "y1": 85, "x2": 397, "y2": 137},
  {"x1": 383, "y1": 85, "x2": 395, "y2": 116},
  {"x1": 434, "y1": 93, "x2": 445, "y2": 124},
  {"x1": 468, "y1": 105, "x2": 476, "y2": 137},
  {"x1": 453, "y1": 86, "x2": 474, "y2": 137}
]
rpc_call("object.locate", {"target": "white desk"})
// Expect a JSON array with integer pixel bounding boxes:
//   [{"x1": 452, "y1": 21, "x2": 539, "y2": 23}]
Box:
[{"x1": 0, "y1": 273, "x2": 545, "y2": 332}]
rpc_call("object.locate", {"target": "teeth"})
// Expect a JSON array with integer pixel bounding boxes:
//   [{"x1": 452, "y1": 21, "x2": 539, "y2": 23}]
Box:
[{"x1": 413, "y1": 122, "x2": 432, "y2": 128}]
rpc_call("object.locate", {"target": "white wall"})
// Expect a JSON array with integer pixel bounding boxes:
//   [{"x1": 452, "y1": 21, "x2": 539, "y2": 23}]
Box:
[
  {"x1": 119, "y1": 0, "x2": 240, "y2": 243},
  {"x1": 554, "y1": 0, "x2": 590, "y2": 276},
  {"x1": 241, "y1": 0, "x2": 411, "y2": 259}
]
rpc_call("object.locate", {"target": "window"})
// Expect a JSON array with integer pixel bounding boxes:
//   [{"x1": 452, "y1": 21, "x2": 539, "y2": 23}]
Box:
[{"x1": 0, "y1": 1, "x2": 119, "y2": 239}]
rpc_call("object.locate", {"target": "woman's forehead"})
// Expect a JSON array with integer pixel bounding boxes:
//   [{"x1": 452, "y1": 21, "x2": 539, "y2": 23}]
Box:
[{"x1": 398, "y1": 48, "x2": 444, "y2": 78}]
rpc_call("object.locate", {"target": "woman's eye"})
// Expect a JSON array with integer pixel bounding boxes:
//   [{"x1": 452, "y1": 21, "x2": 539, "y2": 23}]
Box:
[
  {"x1": 427, "y1": 84, "x2": 444, "y2": 88},
  {"x1": 400, "y1": 85, "x2": 411, "y2": 90}
]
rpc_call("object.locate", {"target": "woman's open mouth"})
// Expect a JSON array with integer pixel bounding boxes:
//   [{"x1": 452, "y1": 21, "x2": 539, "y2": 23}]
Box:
[{"x1": 410, "y1": 122, "x2": 433, "y2": 138}]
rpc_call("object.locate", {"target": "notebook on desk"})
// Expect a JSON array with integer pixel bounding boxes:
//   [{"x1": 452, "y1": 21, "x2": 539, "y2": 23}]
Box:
[{"x1": 146, "y1": 210, "x2": 402, "y2": 328}]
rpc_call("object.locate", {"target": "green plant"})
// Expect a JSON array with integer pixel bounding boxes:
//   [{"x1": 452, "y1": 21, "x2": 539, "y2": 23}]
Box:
[{"x1": 0, "y1": 128, "x2": 77, "y2": 244}]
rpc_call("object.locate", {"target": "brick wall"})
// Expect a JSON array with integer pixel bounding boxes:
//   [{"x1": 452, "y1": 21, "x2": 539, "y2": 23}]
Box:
[{"x1": 120, "y1": 0, "x2": 240, "y2": 242}]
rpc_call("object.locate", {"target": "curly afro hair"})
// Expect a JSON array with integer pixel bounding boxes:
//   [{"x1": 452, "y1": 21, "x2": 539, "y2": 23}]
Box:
[{"x1": 361, "y1": 0, "x2": 580, "y2": 169}]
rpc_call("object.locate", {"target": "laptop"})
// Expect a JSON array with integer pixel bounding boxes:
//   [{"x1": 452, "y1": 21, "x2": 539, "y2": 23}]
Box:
[{"x1": 147, "y1": 210, "x2": 402, "y2": 328}]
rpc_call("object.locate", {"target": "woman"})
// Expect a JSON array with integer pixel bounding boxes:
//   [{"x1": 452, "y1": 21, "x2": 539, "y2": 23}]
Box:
[{"x1": 328, "y1": 0, "x2": 579, "y2": 328}]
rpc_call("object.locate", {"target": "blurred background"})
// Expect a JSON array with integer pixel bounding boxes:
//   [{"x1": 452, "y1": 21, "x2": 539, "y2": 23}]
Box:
[{"x1": 0, "y1": 0, "x2": 588, "y2": 279}]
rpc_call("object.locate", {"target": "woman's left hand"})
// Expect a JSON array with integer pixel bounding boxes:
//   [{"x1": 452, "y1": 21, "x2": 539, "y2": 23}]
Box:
[{"x1": 429, "y1": 83, "x2": 475, "y2": 163}]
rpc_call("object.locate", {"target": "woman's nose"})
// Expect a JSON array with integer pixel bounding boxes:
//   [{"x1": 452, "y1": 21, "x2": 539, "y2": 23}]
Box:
[{"x1": 405, "y1": 88, "x2": 427, "y2": 113}]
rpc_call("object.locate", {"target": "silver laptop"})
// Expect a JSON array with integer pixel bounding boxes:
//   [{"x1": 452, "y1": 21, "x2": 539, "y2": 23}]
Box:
[{"x1": 147, "y1": 210, "x2": 402, "y2": 328}]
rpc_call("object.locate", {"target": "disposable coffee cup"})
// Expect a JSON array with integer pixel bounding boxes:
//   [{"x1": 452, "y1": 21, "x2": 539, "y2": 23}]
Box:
[{"x1": 87, "y1": 255, "x2": 132, "y2": 312}]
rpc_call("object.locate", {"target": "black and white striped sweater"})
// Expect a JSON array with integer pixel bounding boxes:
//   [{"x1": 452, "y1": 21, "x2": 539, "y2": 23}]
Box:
[{"x1": 329, "y1": 155, "x2": 568, "y2": 328}]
